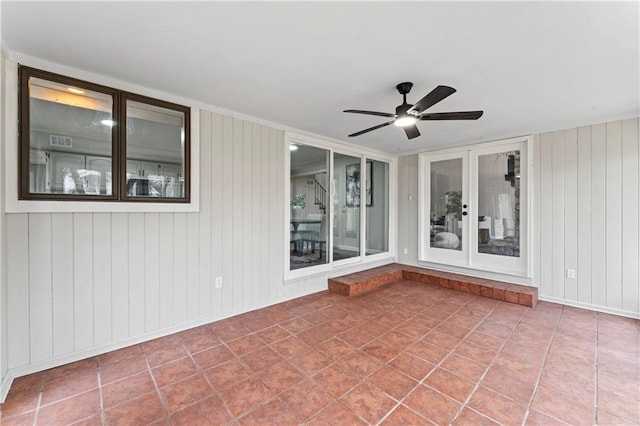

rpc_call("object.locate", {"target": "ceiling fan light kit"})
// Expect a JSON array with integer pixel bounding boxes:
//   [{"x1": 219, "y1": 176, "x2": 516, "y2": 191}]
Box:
[{"x1": 344, "y1": 81, "x2": 484, "y2": 140}]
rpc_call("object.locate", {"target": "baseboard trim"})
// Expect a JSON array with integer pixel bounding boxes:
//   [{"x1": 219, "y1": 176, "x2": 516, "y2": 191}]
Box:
[
  {"x1": 1, "y1": 371, "x2": 14, "y2": 403},
  {"x1": 538, "y1": 295, "x2": 640, "y2": 320}
]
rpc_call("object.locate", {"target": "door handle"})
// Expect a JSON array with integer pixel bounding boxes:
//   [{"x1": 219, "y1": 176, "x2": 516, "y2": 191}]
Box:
[{"x1": 462, "y1": 212, "x2": 468, "y2": 216}]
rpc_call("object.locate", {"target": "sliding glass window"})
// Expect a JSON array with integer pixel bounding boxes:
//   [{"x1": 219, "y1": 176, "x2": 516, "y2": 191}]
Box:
[
  {"x1": 289, "y1": 142, "x2": 329, "y2": 270},
  {"x1": 366, "y1": 159, "x2": 389, "y2": 255},
  {"x1": 287, "y1": 137, "x2": 392, "y2": 274},
  {"x1": 333, "y1": 153, "x2": 361, "y2": 261}
]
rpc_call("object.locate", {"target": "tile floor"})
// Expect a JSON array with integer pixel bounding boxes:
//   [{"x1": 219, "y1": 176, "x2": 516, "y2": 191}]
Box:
[{"x1": 1, "y1": 280, "x2": 638, "y2": 425}]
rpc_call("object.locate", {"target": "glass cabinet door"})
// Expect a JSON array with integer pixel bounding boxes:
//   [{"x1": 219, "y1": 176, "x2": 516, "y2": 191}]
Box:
[{"x1": 420, "y1": 152, "x2": 468, "y2": 265}]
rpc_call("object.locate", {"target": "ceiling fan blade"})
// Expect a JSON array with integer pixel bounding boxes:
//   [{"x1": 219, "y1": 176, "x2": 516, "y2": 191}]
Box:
[
  {"x1": 419, "y1": 111, "x2": 484, "y2": 120},
  {"x1": 407, "y1": 85, "x2": 456, "y2": 114},
  {"x1": 403, "y1": 125, "x2": 421, "y2": 139},
  {"x1": 348, "y1": 121, "x2": 394, "y2": 137},
  {"x1": 343, "y1": 109, "x2": 396, "y2": 118}
]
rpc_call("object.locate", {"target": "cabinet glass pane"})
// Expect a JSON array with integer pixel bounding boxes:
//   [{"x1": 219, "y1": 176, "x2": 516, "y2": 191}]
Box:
[
  {"x1": 366, "y1": 160, "x2": 389, "y2": 255},
  {"x1": 125, "y1": 100, "x2": 186, "y2": 198},
  {"x1": 430, "y1": 158, "x2": 463, "y2": 251},
  {"x1": 289, "y1": 143, "x2": 329, "y2": 270},
  {"x1": 28, "y1": 77, "x2": 113, "y2": 195},
  {"x1": 334, "y1": 154, "x2": 361, "y2": 261},
  {"x1": 477, "y1": 150, "x2": 520, "y2": 257}
]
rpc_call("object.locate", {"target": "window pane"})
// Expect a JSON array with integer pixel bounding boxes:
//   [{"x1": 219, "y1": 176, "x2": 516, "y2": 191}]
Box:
[
  {"x1": 477, "y1": 150, "x2": 520, "y2": 257},
  {"x1": 366, "y1": 160, "x2": 389, "y2": 255},
  {"x1": 27, "y1": 77, "x2": 113, "y2": 195},
  {"x1": 289, "y1": 143, "x2": 329, "y2": 270},
  {"x1": 334, "y1": 154, "x2": 361, "y2": 260},
  {"x1": 430, "y1": 158, "x2": 463, "y2": 251},
  {"x1": 125, "y1": 100, "x2": 186, "y2": 198}
]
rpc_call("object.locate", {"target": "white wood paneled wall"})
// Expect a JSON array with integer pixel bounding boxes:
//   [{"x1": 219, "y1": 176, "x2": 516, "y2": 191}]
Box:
[
  {"x1": 397, "y1": 155, "x2": 419, "y2": 265},
  {"x1": 4, "y1": 111, "x2": 334, "y2": 375},
  {"x1": 535, "y1": 118, "x2": 639, "y2": 317}
]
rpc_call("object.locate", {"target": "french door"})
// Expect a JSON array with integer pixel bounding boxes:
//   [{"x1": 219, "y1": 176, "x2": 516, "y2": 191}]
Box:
[{"x1": 420, "y1": 138, "x2": 529, "y2": 277}]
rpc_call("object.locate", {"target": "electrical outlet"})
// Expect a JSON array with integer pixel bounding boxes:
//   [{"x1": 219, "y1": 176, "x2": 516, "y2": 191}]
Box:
[
  {"x1": 403, "y1": 248, "x2": 408, "y2": 255},
  {"x1": 566, "y1": 269, "x2": 576, "y2": 279},
  {"x1": 215, "y1": 277, "x2": 223, "y2": 288}
]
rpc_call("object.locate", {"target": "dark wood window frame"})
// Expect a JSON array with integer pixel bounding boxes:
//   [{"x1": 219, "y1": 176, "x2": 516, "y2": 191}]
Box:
[{"x1": 18, "y1": 65, "x2": 191, "y2": 203}]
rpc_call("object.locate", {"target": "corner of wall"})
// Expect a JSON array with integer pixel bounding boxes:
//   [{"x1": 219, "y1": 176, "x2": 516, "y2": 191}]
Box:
[{"x1": 0, "y1": 50, "x2": 10, "y2": 403}]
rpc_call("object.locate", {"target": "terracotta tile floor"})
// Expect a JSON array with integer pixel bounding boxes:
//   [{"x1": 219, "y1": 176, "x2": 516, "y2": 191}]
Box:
[{"x1": 1, "y1": 280, "x2": 638, "y2": 425}]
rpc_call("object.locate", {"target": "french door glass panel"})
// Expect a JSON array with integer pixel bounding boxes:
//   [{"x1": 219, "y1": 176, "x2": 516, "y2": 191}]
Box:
[
  {"x1": 469, "y1": 142, "x2": 527, "y2": 275},
  {"x1": 476, "y1": 150, "x2": 521, "y2": 257},
  {"x1": 366, "y1": 160, "x2": 389, "y2": 256},
  {"x1": 422, "y1": 153, "x2": 468, "y2": 265}
]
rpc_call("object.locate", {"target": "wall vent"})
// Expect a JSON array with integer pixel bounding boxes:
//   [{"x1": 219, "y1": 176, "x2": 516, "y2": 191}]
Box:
[{"x1": 49, "y1": 135, "x2": 73, "y2": 148}]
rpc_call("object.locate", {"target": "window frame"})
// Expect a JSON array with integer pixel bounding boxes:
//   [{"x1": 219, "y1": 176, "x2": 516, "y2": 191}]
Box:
[
  {"x1": 18, "y1": 65, "x2": 191, "y2": 203},
  {"x1": 284, "y1": 132, "x2": 396, "y2": 282}
]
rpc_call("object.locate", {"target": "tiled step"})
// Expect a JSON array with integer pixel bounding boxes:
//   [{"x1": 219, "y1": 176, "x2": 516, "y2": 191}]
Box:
[{"x1": 328, "y1": 263, "x2": 537, "y2": 307}]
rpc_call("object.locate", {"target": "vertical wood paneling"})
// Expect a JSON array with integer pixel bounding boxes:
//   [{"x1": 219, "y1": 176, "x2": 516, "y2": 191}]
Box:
[
  {"x1": 221, "y1": 115, "x2": 234, "y2": 314},
  {"x1": 621, "y1": 118, "x2": 639, "y2": 312},
  {"x1": 591, "y1": 124, "x2": 607, "y2": 306},
  {"x1": 576, "y1": 126, "x2": 592, "y2": 304},
  {"x1": 397, "y1": 156, "x2": 408, "y2": 263},
  {"x1": 211, "y1": 113, "x2": 224, "y2": 314},
  {"x1": 407, "y1": 155, "x2": 419, "y2": 265},
  {"x1": 185, "y1": 213, "x2": 200, "y2": 321},
  {"x1": 270, "y1": 128, "x2": 284, "y2": 301},
  {"x1": 243, "y1": 121, "x2": 255, "y2": 307},
  {"x1": 531, "y1": 135, "x2": 541, "y2": 284},
  {"x1": 249, "y1": 123, "x2": 260, "y2": 307},
  {"x1": 538, "y1": 132, "x2": 554, "y2": 298},
  {"x1": 232, "y1": 118, "x2": 244, "y2": 310},
  {"x1": 551, "y1": 131, "x2": 565, "y2": 299},
  {"x1": 260, "y1": 126, "x2": 271, "y2": 304},
  {"x1": 199, "y1": 111, "x2": 212, "y2": 318},
  {"x1": 605, "y1": 121, "x2": 623, "y2": 309},
  {"x1": 111, "y1": 213, "x2": 129, "y2": 341},
  {"x1": 6, "y1": 214, "x2": 30, "y2": 368},
  {"x1": 93, "y1": 213, "x2": 112, "y2": 346},
  {"x1": 51, "y1": 214, "x2": 74, "y2": 356},
  {"x1": 128, "y1": 213, "x2": 145, "y2": 335},
  {"x1": 173, "y1": 213, "x2": 187, "y2": 324},
  {"x1": 563, "y1": 129, "x2": 578, "y2": 301},
  {"x1": 144, "y1": 213, "x2": 160, "y2": 331},
  {"x1": 28, "y1": 214, "x2": 53, "y2": 362},
  {"x1": 158, "y1": 213, "x2": 174, "y2": 328},
  {"x1": 73, "y1": 213, "x2": 93, "y2": 350}
]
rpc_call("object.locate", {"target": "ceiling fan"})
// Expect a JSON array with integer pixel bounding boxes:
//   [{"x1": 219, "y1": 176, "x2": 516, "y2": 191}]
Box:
[{"x1": 344, "y1": 82, "x2": 483, "y2": 140}]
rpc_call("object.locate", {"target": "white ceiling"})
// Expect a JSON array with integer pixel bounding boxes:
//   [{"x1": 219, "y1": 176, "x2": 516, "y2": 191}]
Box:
[{"x1": 2, "y1": 1, "x2": 639, "y2": 155}]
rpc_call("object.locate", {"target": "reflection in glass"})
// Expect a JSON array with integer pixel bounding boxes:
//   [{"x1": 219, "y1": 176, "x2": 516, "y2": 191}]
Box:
[
  {"x1": 334, "y1": 154, "x2": 361, "y2": 261},
  {"x1": 477, "y1": 150, "x2": 520, "y2": 257},
  {"x1": 28, "y1": 77, "x2": 113, "y2": 195},
  {"x1": 366, "y1": 160, "x2": 389, "y2": 255},
  {"x1": 126, "y1": 100, "x2": 186, "y2": 198},
  {"x1": 430, "y1": 158, "x2": 463, "y2": 251},
  {"x1": 289, "y1": 143, "x2": 329, "y2": 270}
]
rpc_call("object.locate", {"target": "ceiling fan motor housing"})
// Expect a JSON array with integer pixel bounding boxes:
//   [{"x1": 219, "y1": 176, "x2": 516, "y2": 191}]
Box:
[
  {"x1": 396, "y1": 82, "x2": 413, "y2": 95},
  {"x1": 395, "y1": 103, "x2": 413, "y2": 116}
]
